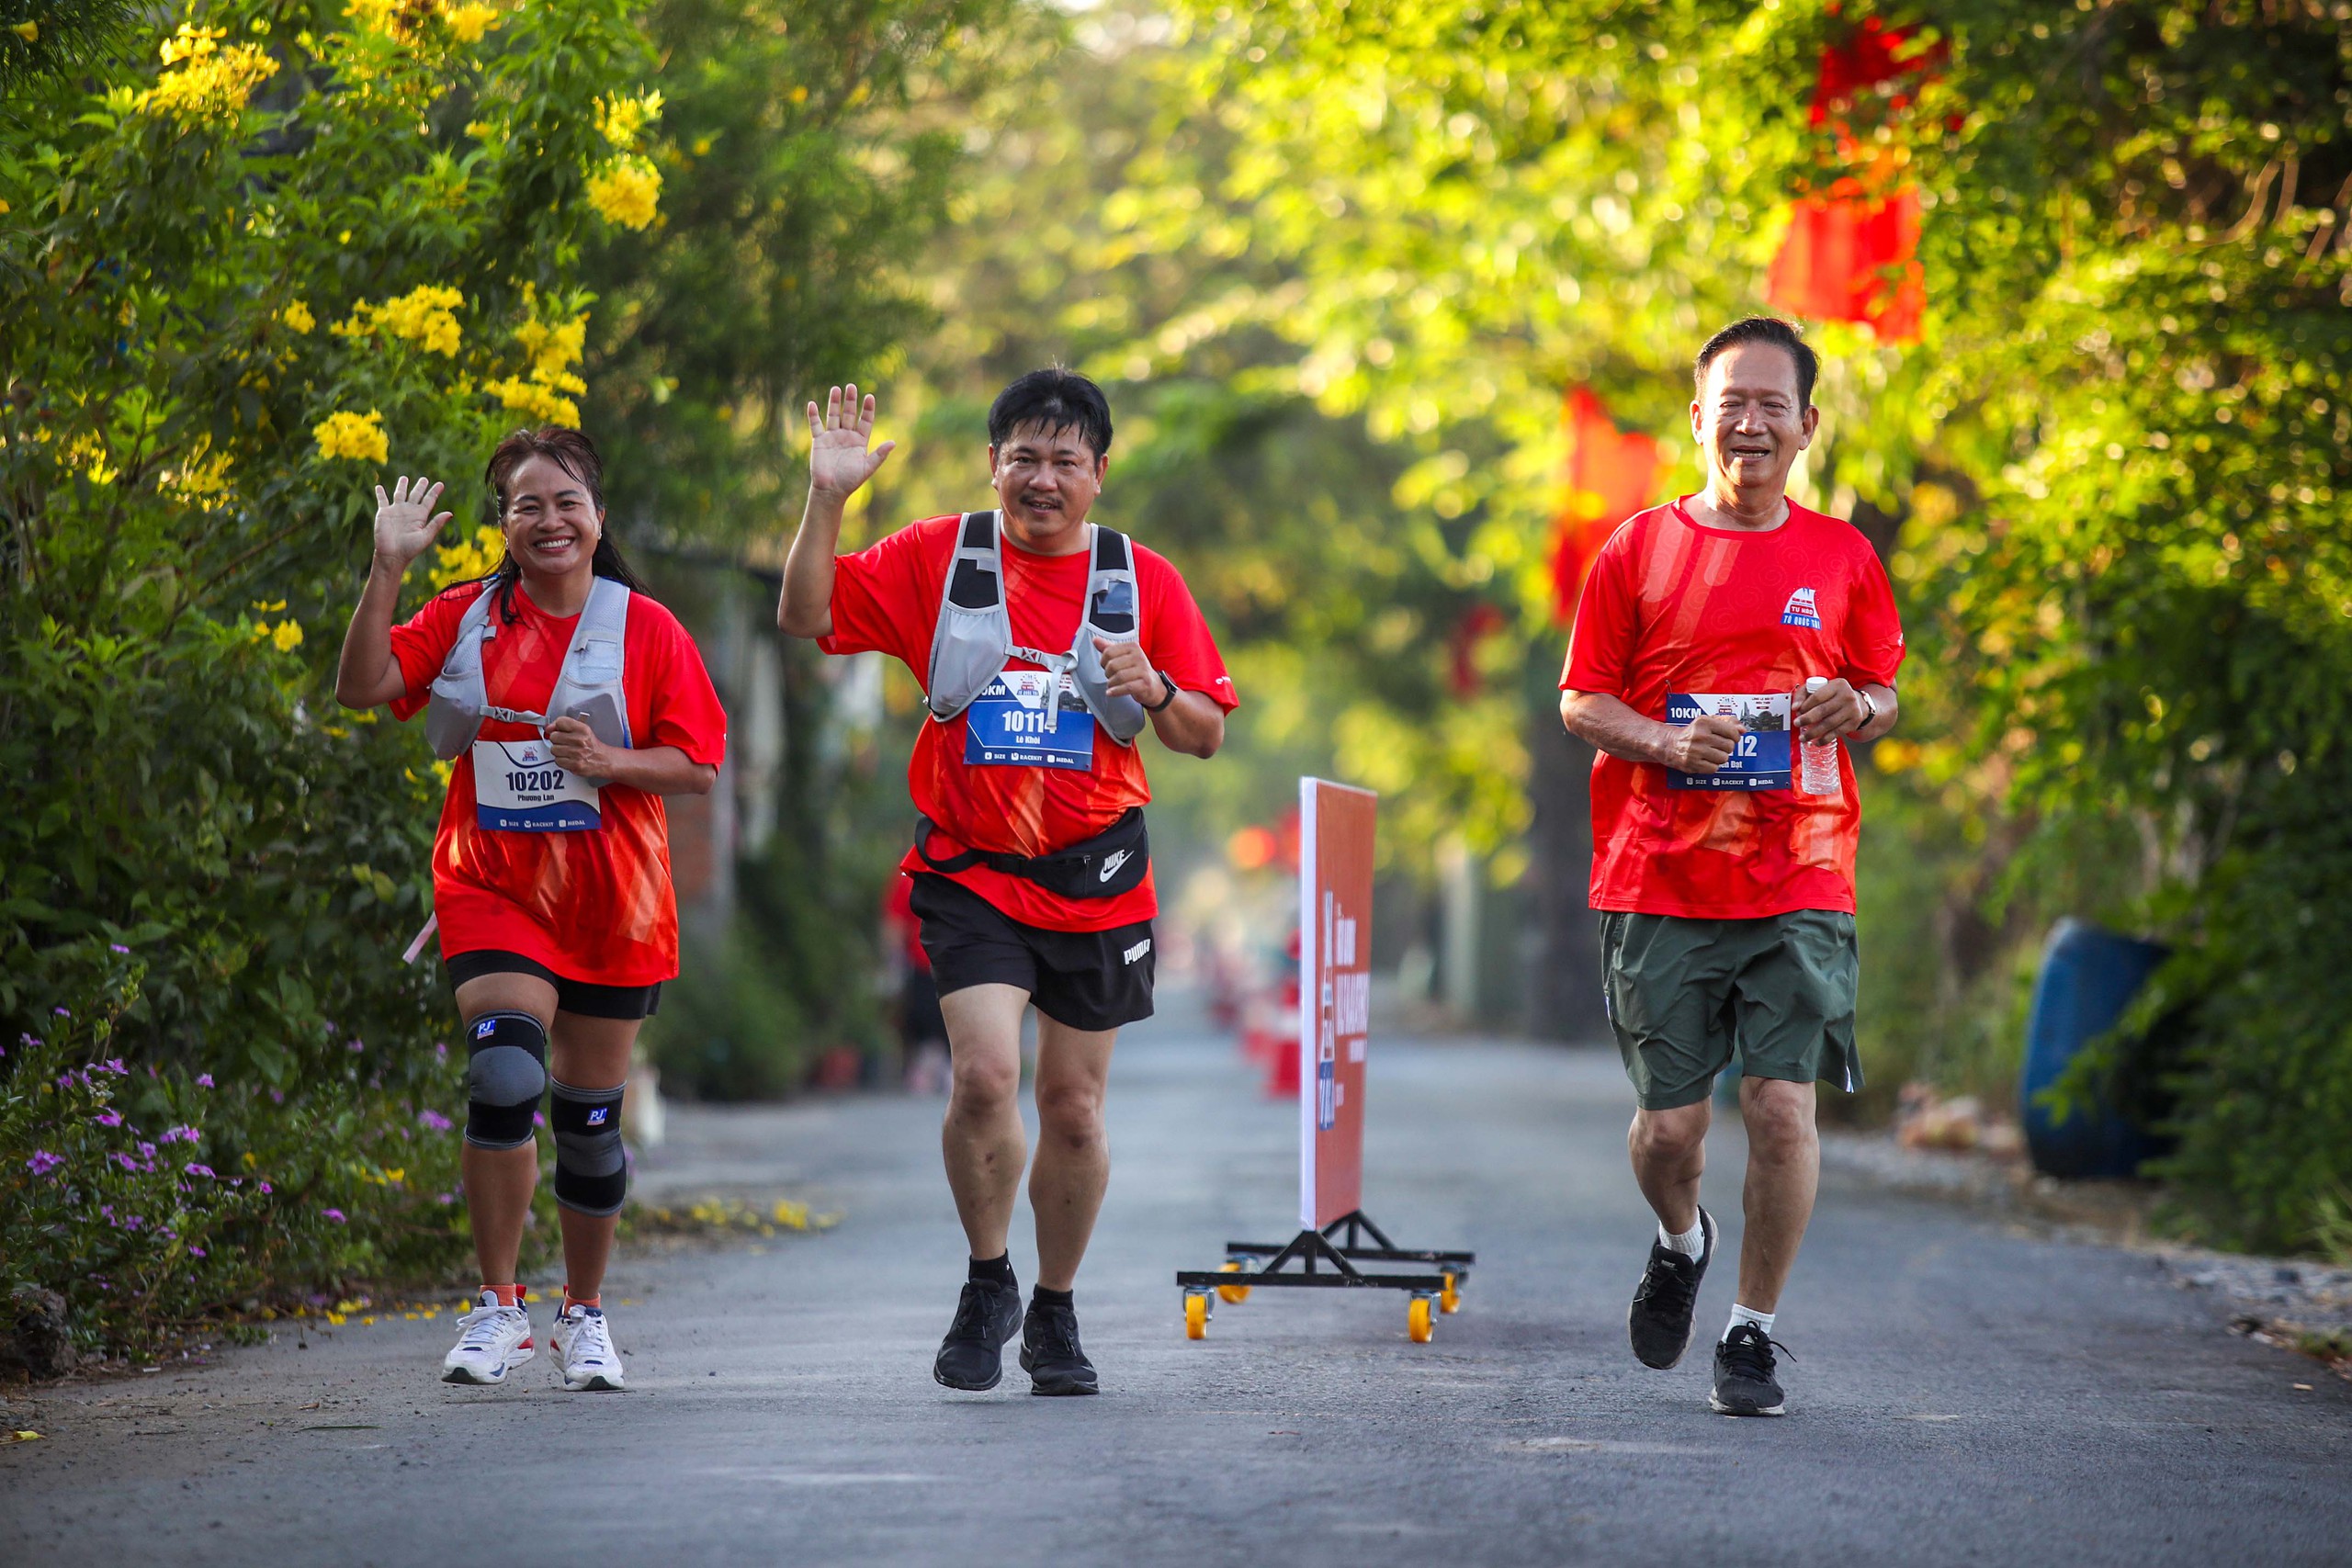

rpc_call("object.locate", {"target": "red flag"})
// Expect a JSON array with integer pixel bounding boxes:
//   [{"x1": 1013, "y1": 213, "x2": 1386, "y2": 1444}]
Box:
[
  {"x1": 1549, "y1": 387, "x2": 1660, "y2": 625},
  {"x1": 1766, "y1": 17, "x2": 1939, "y2": 344}
]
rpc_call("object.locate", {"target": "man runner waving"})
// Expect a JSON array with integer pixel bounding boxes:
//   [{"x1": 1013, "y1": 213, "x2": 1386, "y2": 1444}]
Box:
[
  {"x1": 1561, "y1": 318, "x2": 1904, "y2": 1416},
  {"x1": 778, "y1": 371, "x2": 1236, "y2": 1395}
]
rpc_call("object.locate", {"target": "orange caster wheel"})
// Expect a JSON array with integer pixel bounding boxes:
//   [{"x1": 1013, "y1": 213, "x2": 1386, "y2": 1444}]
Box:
[
  {"x1": 1439, "y1": 1273, "x2": 1461, "y2": 1314},
  {"x1": 1184, "y1": 1292, "x2": 1210, "y2": 1339},
  {"x1": 1408, "y1": 1294, "x2": 1434, "y2": 1343},
  {"x1": 1217, "y1": 1260, "x2": 1252, "y2": 1304}
]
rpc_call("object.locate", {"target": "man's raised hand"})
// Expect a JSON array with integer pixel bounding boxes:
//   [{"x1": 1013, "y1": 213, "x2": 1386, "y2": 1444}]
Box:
[
  {"x1": 807, "y1": 383, "x2": 897, "y2": 501},
  {"x1": 373, "y1": 476, "x2": 452, "y2": 570}
]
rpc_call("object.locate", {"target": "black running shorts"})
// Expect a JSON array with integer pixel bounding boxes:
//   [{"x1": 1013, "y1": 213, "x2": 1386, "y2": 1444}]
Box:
[
  {"x1": 445, "y1": 949, "x2": 664, "y2": 1021},
  {"x1": 906, "y1": 873, "x2": 1155, "y2": 1033}
]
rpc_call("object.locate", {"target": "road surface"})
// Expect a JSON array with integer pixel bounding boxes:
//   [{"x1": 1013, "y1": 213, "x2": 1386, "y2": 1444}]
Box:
[{"x1": 5, "y1": 993, "x2": 2347, "y2": 1565}]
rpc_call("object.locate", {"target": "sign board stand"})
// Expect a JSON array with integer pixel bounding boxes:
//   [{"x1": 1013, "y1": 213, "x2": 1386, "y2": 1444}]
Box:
[{"x1": 1176, "y1": 778, "x2": 1476, "y2": 1343}]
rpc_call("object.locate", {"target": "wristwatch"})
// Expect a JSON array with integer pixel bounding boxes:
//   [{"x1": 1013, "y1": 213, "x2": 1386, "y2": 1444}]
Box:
[
  {"x1": 1857, "y1": 688, "x2": 1879, "y2": 728},
  {"x1": 1145, "y1": 671, "x2": 1181, "y2": 713}
]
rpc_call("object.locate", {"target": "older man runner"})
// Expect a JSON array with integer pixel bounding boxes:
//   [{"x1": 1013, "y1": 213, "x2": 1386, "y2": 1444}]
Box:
[
  {"x1": 1559, "y1": 317, "x2": 1905, "y2": 1416},
  {"x1": 778, "y1": 370, "x2": 1236, "y2": 1396}
]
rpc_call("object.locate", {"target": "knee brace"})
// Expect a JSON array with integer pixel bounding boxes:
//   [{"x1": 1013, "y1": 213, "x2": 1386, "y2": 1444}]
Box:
[
  {"x1": 462, "y1": 1011, "x2": 548, "y2": 1150},
  {"x1": 549, "y1": 1078, "x2": 628, "y2": 1216}
]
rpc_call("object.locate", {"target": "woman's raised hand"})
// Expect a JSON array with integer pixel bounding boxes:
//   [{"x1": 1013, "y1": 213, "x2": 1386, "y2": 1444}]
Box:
[
  {"x1": 373, "y1": 475, "x2": 453, "y2": 570},
  {"x1": 806, "y1": 384, "x2": 897, "y2": 501}
]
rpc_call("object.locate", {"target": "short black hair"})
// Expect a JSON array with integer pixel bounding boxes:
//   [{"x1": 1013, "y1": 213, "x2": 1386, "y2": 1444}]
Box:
[
  {"x1": 1694, "y1": 317, "x2": 1820, "y2": 410},
  {"x1": 988, "y1": 367, "x2": 1114, "y2": 459}
]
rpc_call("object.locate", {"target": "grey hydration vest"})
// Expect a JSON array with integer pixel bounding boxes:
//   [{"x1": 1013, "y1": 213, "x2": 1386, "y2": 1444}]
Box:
[
  {"x1": 424, "y1": 576, "x2": 635, "y2": 761},
  {"x1": 924, "y1": 511, "x2": 1148, "y2": 744}
]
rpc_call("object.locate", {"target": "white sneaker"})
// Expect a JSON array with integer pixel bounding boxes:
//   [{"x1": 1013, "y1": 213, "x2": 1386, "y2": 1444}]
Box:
[
  {"x1": 551, "y1": 1303, "x2": 625, "y2": 1392},
  {"x1": 441, "y1": 1291, "x2": 534, "y2": 1384}
]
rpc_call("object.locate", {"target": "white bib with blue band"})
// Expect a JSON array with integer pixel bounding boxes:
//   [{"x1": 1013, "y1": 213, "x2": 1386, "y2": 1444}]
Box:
[
  {"x1": 963, "y1": 667, "x2": 1096, "y2": 770},
  {"x1": 472, "y1": 737, "x2": 602, "y2": 830},
  {"x1": 1667, "y1": 691, "x2": 1792, "y2": 790}
]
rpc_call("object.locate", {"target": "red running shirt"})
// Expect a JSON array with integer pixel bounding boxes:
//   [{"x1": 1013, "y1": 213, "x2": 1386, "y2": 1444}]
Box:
[
  {"x1": 820, "y1": 514, "x2": 1238, "y2": 933},
  {"x1": 389, "y1": 579, "x2": 729, "y2": 985},
  {"x1": 1561, "y1": 499, "x2": 1905, "y2": 919}
]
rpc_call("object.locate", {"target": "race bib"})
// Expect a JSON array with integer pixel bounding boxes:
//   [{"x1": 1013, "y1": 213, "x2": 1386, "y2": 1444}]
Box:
[
  {"x1": 472, "y1": 738, "x2": 602, "y2": 830},
  {"x1": 963, "y1": 669, "x2": 1095, "y2": 771},
  {"x1": 1667, "y1": 692, "x2": 1792, "y2": 791}
]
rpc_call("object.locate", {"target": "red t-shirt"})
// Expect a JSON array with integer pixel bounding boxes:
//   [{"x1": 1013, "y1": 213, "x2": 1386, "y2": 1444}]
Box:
[
  {"x1": 389, "y1": 578, "x2": 729, "y2": 985},
  {"x1": 1560, "y1": 499, "x2": 1905, "y2": 919},
  {"x1": 820, "y1": 514, "x2": 1238, "y2": 932}
]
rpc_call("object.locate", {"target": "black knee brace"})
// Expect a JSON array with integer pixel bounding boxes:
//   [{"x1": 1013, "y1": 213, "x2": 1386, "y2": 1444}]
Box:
[
  {"x1": 462, "y1": 1011, "x2": 548, "y2": 1150},
  {"x1": 549, "y1": 1079, "x2": 628, "y2": 1216}
]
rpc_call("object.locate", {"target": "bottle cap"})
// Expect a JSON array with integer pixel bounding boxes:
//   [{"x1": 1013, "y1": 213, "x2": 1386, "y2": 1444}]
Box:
[{"x1": 1804, "y1": 676, "x2": 1828, "y2": 693}]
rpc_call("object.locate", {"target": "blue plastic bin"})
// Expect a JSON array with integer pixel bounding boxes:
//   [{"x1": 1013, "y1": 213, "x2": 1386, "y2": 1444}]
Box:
[{"x1": 2019, "y1": 919, "x2": 2170, "y2": 1179}]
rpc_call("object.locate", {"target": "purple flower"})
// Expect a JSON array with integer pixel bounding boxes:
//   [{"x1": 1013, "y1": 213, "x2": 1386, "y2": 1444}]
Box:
[
  {"x1": 123, "y1": 1213, "x2": 144, "y2": 1230},
  {"x1": 53, "y1": 1007, "x2": 70, "y2": 1018},
  {"x1": 347, "y1": 1038, "x2": 365, "y2": 1054},
  {"x1": 257, "y1": 1180, "x2": 273, "y2": 1194},
  {"x1": 189, "y1": 1246, "x2": 207, "y2": 1258},
  {"x1": 27, "y1": 1150, "x2": 62, "y2": 1177},
  {"x1": 269, "y1": 1089, "x2": 283, "y2": 1104},
  {"x1": 196, "y1": 1074, "x2": 214, "y2": 1089},
  {"x1": 20, "y1": 1032, "x2": 41, "y2": 1049},
  {"x1": 138, "y1": 1141, "x2": 158, "y2": 1159},
  {"x1": 185, "y1": 1162, "x2": 215, "y2": 1179},
  {"x1": 435, "y1": 1042, "x2": 448, "y2": 1063},
  {"x1": 111, "y1": 1152, "x2": 140, "y2": 1171},
  {"x1": 162, "y1": 1124, "x2": 200, "y2": 1145},
  {"x1": 102, "y1": 1058, "x2": 127, "y2": 1076},
  {"x1": 96, "y1": 1110, "x2": 122, "y2": 1128},
  {"x1": 417, "y1": 1109, "x2": 454, "y2": 1132},
  {"x1": 109, "y1": 943, "x2": 130, "y2": 953},
  {"x1": 533, "y1": 1111, "x2": 547, "y2": 1128},
  {"x1": 322, "y1": 1207, "x2": 346, "y2": 1224}
]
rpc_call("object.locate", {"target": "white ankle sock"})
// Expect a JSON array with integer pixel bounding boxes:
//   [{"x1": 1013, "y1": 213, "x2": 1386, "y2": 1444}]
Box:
[
  {"x1": 1724, "y1": 1303, "x2": 1775, "y2": 1342},
  {"x1": 1658, "y1": 1218, "x2": 1706, "y2": 1260}
]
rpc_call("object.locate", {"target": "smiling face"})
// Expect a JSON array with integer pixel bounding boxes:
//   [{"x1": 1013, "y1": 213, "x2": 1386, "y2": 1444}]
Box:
[
  {"x1": 499, "y1": 453, "x2": 603, "y2": 581},
  {"x1": 990, "y1": 421, "x2": 1106, "y2": 552},
  {"x1": 1691, "y1": 341, "x2": 1819, "y2": 507}
]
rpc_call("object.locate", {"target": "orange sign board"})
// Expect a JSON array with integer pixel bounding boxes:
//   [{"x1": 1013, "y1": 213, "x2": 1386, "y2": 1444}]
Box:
[{"x1": 1297, "y1": 778, "x2": 1376, "y2": 1229}]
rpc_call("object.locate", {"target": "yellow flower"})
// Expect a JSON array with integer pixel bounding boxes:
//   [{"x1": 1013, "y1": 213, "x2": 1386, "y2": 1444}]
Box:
[
  {"x1": 270, "y1": 621, "x2": 306, "y2": 653},
  {"x1": 12, "y1": 20, "x2": 37, "y2": 42},
  {"x1": 594, "y1": 91, "x2": 662, "y2": 152},
  {"x1": 430, "y1": 523, "x2": 505, "y2": 589},
  {"x1": 444, "y1": 4, "x2": 500, "y2": 45},
  {"x1": 136, "y1": 25, "x2": 278, "y2": 128},
  {"x1": 280, "y1": 299, "x2": 315, "y2": 334},
  {"x1": 514, "y1": 315, "x2": 586, "y2": 386},
  {"x1": 370, "y1": 285, "x2": 465, "y2": 355},
  {"x1": 584, "y1": 156, "x2": 661, "y2": 231},
  {"x1": 314, "y1": 409, "x2": 390, "y2": 463},
  {"x1": 483, "y1": 376, "x2": 580, "y2": 426}
]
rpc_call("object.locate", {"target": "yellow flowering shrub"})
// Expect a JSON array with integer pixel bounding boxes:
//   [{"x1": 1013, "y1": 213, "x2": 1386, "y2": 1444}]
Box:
[
  {"x1": 594, "y1": 90, "x2": 662, "y2": 152},
  {"x1": 280, "y1": 300, "x2": 315, "y2": 334},
  {"x1": 444, "y1": 5, "x2": 501, "y2": 44},
  {"x1": 136, "y1": 25, "x2": 279, "y2": 128},
  {"x1": 430, "y1": 524, "x2": 505, "y2": 589},
  {"x1": 334, "y1": 285, "x2": 465, "y2": 356},
  {"x1": 345, "y1": 0, "x2": 501, "y2": 46},
  {"x1": 585, "y1": 156, "x2": 662, "y2": 230},
  {"x1": 313, "y1": 410, "x2": 390, "y2": 463},
  {"x1": 482, "y1": 293, "x2": 590, "y2": 426}
]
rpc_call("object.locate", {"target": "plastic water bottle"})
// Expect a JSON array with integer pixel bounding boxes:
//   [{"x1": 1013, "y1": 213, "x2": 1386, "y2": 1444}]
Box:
[{"x1": 1799, "y1": 677, "x2": 1841, "y2": 797}]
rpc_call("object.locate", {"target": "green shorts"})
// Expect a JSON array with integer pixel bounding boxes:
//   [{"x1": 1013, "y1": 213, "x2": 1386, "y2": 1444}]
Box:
[{"x1": 1599, "y1": 909, "x2": 1861, "y2": 1111}]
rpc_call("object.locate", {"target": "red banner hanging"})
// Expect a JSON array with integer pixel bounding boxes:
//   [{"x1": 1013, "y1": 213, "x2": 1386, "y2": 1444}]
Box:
[{"x1": 1549, "y1": 386, "x2": 1661, "y2": 626}]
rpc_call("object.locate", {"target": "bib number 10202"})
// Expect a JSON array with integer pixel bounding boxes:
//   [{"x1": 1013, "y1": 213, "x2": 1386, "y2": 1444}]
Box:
[{"x1": 472, "y1": 738, "x2": 603, "y2": 832}]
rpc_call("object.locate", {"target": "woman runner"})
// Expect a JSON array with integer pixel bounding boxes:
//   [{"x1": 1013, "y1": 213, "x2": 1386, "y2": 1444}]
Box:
[{"x1": 334, "y1": 427, "x2": 728, "y2": 1391}]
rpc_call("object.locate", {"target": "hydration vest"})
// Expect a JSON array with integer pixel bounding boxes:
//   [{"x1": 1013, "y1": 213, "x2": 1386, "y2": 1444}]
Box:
[
  {"x1": 924, "y1": 511, "x2": 1148, "y2": 744},
  {"x1": 424, "y1": 576, "x2": 635, "y2": 761}
]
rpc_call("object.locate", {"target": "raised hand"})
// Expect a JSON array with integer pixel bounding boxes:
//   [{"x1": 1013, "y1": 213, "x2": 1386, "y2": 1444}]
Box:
[
  {"x1": 806, "y1": 383, "x2": 897, "y2": 501},
  {"x1": 373, "y1": 475, "x2": 453, "y2": 570}
]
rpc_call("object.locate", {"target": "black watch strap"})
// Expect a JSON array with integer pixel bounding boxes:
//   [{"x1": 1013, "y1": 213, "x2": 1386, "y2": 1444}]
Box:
[{"x1": 1145, "y1": 671, "x2": 1180, "y2": 713}]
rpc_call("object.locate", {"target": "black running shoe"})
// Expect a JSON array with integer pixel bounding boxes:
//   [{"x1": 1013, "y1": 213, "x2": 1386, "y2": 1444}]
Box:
[
  {"x1": 933, "y1": 1276, "x2": 1023, "y2": 1392},
  {"x1": 1019, "y1": 1297, "x2": 1099, "y2": 1396},
  {"x1": 1627, "y1": 1205, "x2": 1716, "y2": 1370},
  {"x1": 1710, "y1": 1322, "x2": 1790, "y2": 1416}
]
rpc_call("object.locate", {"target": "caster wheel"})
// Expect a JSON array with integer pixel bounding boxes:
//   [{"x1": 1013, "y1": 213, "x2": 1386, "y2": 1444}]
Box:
[
  {"x1": 1439, "y1": 1273, "x2": 1460, "y2": 1314},
  {"x1": 1408, "y1": 1295, "x2": 1434, "y2": 1344},
  {"x1": 1185, "y1": 1292, "x2": 1209, "y2": 1340},
  {"x1": 1217, "y1": 1260, "x2": 1252, "y2": 1304}
]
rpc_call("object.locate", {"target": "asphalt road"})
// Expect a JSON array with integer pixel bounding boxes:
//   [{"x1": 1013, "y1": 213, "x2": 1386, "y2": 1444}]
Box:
[{"x1": 5, "y1": 992, "x2": 2348, "y2": 1566}]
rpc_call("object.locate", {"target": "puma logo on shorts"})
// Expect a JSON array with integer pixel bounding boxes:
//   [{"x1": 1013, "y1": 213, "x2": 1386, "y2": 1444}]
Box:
[{"x1": 1124, "y1": 938, "x2": 1152, "y2": 964}]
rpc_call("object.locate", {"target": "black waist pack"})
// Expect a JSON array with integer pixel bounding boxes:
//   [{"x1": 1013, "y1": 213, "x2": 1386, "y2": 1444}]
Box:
[{"x1": 914, "y1": 807, "x2": 1149, "y2": 901}]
